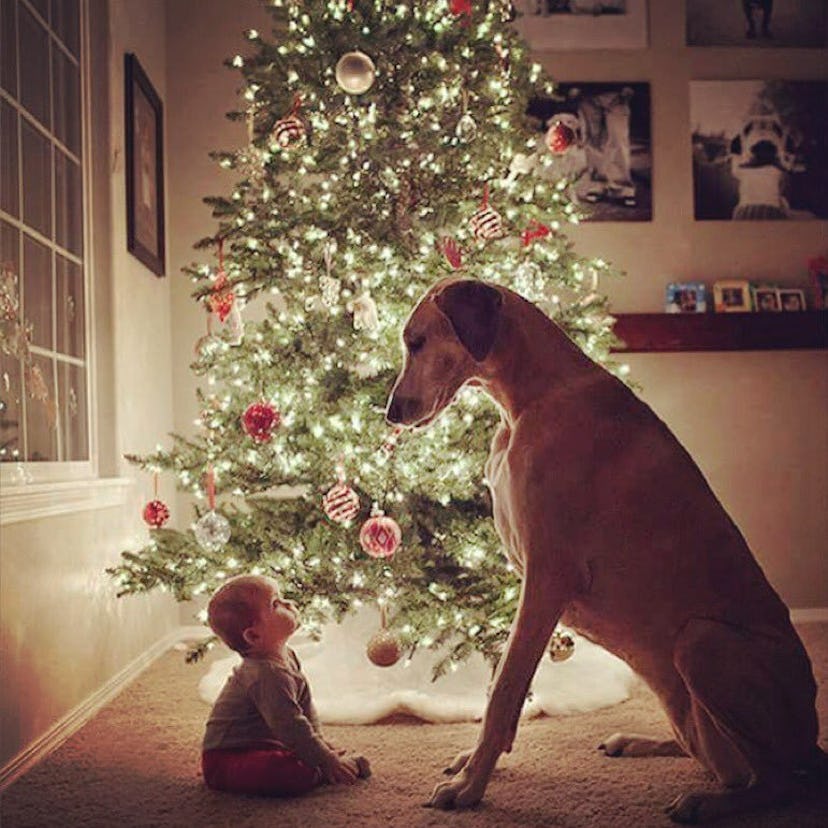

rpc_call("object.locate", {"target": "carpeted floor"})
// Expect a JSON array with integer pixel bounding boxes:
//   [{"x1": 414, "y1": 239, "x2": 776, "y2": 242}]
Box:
[{"x1": 2, "y1": 623, "x2": 826, "y2": 828}]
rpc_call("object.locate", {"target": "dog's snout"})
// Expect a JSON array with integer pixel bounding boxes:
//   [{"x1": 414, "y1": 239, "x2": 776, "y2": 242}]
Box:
[{"x1": 386, "y1": 396, "x2": 405, "y2": 425}]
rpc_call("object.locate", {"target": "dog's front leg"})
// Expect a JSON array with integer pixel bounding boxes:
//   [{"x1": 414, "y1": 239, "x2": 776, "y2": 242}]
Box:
[{"x1": 428, "y1": 571, "x2": 563, "y2": 809}]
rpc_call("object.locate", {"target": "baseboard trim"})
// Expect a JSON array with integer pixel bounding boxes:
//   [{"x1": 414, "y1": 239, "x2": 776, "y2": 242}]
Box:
[
  {"x1": 0, "y1": 625, "x2": 207, "y2": 792},
  {"x1": 791, "y1": 607, "x2": 828, "y2": 623}
]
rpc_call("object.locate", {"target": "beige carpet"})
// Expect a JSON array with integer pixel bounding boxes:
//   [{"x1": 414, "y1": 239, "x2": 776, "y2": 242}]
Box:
[{"x1": 2, "y1": 623, "x2": 826, "y2": 828}]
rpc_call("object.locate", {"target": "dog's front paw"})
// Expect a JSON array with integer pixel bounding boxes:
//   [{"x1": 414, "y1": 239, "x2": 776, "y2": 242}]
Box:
[
  {"x1": 426, "y1": 773, "x2": 484, "y2": 810},
  {"x1": 598, "y1": 732, "x2": 634, "y2": 757},
  {"x1": 443, "y1": 749, "x2": 472, "y2": 776},
  {"x1": 665, "y1": 792, "x2": 704, "y2": 824}
]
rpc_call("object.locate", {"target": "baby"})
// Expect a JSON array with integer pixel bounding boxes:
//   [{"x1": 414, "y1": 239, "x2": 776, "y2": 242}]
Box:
[{"x1": 201, "y1": 574, "x2": 370, "y2": 796}]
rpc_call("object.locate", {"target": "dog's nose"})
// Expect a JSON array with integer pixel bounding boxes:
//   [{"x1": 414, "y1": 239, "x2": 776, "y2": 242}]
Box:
[{"x1": 386, "y1": 396, "x2": 404, "y2": 425}]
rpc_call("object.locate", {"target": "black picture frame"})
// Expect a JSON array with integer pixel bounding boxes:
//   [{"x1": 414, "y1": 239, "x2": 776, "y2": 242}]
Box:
[{"x1": 125, "y1": 53, "x2": 165, "y2": 276}]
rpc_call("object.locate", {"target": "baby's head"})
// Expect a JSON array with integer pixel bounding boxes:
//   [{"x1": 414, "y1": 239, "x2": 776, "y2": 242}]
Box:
[{"x1": 207, "y1": 574, "x2": 299, "y2": 656}]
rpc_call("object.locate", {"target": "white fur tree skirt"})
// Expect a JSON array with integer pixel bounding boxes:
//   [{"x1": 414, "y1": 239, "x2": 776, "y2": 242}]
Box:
[{"x1": 199, "y1": 608, "x2": 636, "y2": 724}]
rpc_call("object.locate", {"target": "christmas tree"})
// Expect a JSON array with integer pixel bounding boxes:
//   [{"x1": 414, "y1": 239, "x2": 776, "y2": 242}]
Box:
[{"x1": 110, "y1": 0, "x2": 623, "y2": 678}]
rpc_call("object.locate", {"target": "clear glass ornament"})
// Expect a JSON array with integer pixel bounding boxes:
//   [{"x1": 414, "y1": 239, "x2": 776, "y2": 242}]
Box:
[
  {"x1": 455, "y1": 113, "x2": 478, "y2": 142},
  {"x1": 335, "y1": 51, "x2": 376, "y2": 95},
  {"x1": 193, "y1": 510, "x2": 231, "y2": 552}
]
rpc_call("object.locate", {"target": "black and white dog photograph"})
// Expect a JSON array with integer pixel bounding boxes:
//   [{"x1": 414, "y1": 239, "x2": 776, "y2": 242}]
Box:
[
  {"x1": 691, "y1": 80, "x2": 828, "y2": 221},
  {"x1": 511, "y1": 0, "x2": 648, "y2": 49},
  {"x1": 687, "y1": 0, "x2": 828, "y2": 48},
  {"x1": 527, "y1": 82, "x2": 652, "y2": 222}
]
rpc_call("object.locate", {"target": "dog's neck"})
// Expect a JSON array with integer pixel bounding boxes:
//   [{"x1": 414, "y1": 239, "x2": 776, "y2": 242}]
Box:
[{"x1": 477, "y1": 297, "x2": 603, "y2": 427}]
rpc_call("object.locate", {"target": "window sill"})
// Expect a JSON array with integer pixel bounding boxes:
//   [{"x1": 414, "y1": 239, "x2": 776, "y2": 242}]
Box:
[{"x1": 0, "y1": 478, "x2": 133, "y2": 525}]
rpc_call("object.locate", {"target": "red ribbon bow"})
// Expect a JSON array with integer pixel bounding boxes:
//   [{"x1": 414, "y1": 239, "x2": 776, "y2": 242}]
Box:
[{"x1": 521, "y1": 220, "x2": 550, "y2": 247}]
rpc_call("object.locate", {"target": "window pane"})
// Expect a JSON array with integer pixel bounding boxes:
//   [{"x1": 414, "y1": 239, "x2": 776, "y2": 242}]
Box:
[
  {"x1": 1, "y1": 218, "x2": 19, "y2": 268},
  {"x1": 18, "y1": 3, "x2": 50, "y2": 128},
  {"x1": 55, "y1": 252, "x2": 83, "y2": 357},
  {"x1": 21, "y1": 118, "x2": 52, "y2": 237},
  {"x1": 22, "y1": 232, "x2": 52, "y2": 348},
  {"x1": 1, "y1": 0, "x2": 17, "y2": 97},
  {"x1": 52, "y1": 42, "x2": 80, "y2": 155},
  {"x1": 25, "y1": 352, "x2": 57, "y2": 461},
  {"x1": 0, "y1": 351, "x2": 23, "y2": 462},
  {"x1": 57, "y1": 358, "x2": 86, "y2": 459},
  {"x1": 0, "y1": 98, "x2": 19, "y2": 217},
  {"x1": 55, "y1": 147, "x2": 82, "y2": 255},
  {"x1": 50, "y1": 0, "x2": 78, "y2": 58}
]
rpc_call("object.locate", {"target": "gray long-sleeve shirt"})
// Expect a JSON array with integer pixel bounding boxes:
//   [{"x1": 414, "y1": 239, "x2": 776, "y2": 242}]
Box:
[{"x1": 202, "y1": 649, "x2": 333, "y2": 768}]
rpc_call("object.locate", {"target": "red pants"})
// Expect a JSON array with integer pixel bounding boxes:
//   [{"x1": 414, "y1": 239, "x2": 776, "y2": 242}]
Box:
[{"x1": 202, "y1": 745, "x2": 320, "y2": 797}]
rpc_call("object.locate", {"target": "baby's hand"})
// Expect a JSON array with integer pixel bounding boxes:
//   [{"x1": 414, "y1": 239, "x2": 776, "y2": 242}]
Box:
[
  {"x1": 319, "y1": 752, "x2": 358, "y2": 785},
  {"x1": 343, "y1": 753, "x2": 372, "y2": 779}
]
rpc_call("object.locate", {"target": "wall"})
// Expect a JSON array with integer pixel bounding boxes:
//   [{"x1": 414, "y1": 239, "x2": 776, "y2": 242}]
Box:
[
  {"x1": 162, "y1": 1, "x2": 827, "y2": 610},
  {"x1": 0, "y1": 0, "x2": 179, "y2": 774}
]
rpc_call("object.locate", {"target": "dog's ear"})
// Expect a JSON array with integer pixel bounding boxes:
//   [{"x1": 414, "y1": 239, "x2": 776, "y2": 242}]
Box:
[
  {"x1": 730, "y1": 135, "x2": 742, "y2": 157},
  {"x1": 434, "y1": 280, "x2": 502, "y2": 362}
]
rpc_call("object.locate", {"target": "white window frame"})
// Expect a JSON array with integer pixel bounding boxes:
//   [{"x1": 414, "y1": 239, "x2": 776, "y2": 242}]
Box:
[{"x1": 1, "y1": 0, "x2": 129, "y2": 521}]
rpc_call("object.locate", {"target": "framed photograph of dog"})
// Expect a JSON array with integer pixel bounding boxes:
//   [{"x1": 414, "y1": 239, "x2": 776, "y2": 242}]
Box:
[
  {"x1": 691, "y1": 80, "x2": 828, "y2": 221},
  {"x1": 511, "y1": 0, "x2": 648, "y2": 50},
  {"x1": 526, "y1": 82, "x2": 652, "y2": 222},
  {"x1": 778, "y1": 288, "x2": 807, "y2": 312},
  {"x1": 752, "y1": 285, "x2": 781, "y2": 312},
  {"x1": 686, "y1": 0, "x2": 828, "y2": 48},
  {"x1": 713, "y1": 280, "x2": 752, "y2": 313}
]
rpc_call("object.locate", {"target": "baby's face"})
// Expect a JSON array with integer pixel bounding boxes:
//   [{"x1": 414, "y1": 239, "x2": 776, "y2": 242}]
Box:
[{"x1": 248, "y1": 579, "x2": 300, "y2": 653}]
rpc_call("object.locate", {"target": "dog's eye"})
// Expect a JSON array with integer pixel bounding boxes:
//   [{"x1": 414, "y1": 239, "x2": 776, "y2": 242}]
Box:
[{"x1": 408, "y1": 336, "x2": 425, "y2": 354}]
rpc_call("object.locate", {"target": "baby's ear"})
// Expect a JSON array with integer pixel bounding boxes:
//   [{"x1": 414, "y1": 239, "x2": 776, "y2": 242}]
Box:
[{"x1": 242, "y1": 626, "x2": 259, "y2": 647}]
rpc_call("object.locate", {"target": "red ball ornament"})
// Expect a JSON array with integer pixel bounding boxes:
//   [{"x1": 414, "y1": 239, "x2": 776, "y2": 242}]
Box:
[
  {"x1": 546, "y1": 120, "x2": 576, "y2": 155},
  {"x1": 142, "y1": 499, "x2": 170, "y2": 528},
  {"x1": 359, "y1": 512, "x2": 401, "y2": 559},
  {"x1": 323, "y1": 481, "x2": 360, "y2": 525},
  {"x1": 242, "y1": 401, "x2": 281, "y2": 443}
]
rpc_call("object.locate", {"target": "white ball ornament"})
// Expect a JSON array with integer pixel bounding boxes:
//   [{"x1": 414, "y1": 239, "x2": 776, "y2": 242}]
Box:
[
  {"x1": 335, "y1": 51, "x2": 376, "y2": 95},
  {"x1": 193, "y1": 510, "x2": 231, "y2": 552}
]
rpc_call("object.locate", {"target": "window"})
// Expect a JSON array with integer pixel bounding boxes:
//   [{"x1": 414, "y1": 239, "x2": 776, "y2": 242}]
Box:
[{"x1": 1, "y1": 0, "x2": 91, "y2": 481}]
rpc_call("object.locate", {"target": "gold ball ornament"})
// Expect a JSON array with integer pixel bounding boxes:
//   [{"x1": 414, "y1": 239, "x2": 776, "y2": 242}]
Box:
[
  {"x1": 548, "y1": 630, "x2": 575, "y2": 662},
  {"x1": 335, "y1": 51, "x2": 376, "y2": 95},
  {"x1": 367, "y1": 628, "x2": 402, "y2": 667}
]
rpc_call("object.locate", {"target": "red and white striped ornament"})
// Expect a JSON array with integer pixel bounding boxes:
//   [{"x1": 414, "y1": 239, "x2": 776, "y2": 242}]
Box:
[
  {"x1": 469, "y1": 185, "x2": 503, "y2": 241},
  {"x1": 323, "y1": 481, "x2": 360, "y2": 525},
  {"x1": 272, "y1": 95, "x2": 306, "y2": 149},
  {"x1": 359, "y1": 508, "x2": 401, "y2": 559}
]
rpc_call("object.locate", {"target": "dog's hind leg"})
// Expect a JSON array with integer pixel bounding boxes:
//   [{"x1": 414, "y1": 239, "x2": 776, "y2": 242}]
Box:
[
  {"x1": 599, "y1": 733, "x2": 687, "y2": 758},
  {"x1": 664, "y1": 617, "x2": 818, "y2": 822}
]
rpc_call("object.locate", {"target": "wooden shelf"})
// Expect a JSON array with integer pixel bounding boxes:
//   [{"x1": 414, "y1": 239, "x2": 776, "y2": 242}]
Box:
[{"x1": 611, "y1": 310, "x2": 828, "y2": 353}]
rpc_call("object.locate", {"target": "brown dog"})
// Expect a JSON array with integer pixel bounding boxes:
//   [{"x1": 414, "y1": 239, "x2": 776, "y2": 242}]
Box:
[{"x1": 385, "y1": 278, "x2": 821, "y2": 823}]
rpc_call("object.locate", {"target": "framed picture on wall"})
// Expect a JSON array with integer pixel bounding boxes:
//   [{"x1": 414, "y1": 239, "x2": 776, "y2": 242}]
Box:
[
  {"x1": 690, "y1": 80, "x2": 828, "y2": 221},
  {"x1": 686, "y1": 0, "x2": 828, "y2": 48},
  {"x1": 527, "y1": 82, "x2": 651, "y2": 221},
  {"x1": 511, "y1": 0, "x2": 649, "y2": 50},
  {"x1": 125, "y1": 53, "x2": 165, "y2": 277}
]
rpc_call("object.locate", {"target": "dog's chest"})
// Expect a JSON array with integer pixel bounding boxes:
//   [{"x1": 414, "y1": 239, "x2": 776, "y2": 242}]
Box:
[{"x1": 486, "y1": 426, "x2": 523, "y2": 572}]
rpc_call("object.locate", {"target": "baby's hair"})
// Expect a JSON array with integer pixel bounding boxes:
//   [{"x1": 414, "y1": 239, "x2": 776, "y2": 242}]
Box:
[{"x1": 207, "y1": 575, "x2": 272, "y2": 654}]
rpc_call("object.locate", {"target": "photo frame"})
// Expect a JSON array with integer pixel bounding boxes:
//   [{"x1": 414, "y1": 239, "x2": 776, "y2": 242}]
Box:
[
  {"x1": 691, "y1": 81, "x2": 828, "y2": 222},
  {"x1": 809, "y1": 259, "x2": 828, "y2": 309},
  {"x1": 713, "y1": 280, "x2": 752, "y2": 313},
  {"x1": 752, "y1": 285, "x2": 781, "y2": 312},
  {"x1": 778, "y1": 288, "x2": 806, "y2": 312},
  {"x1": 125, "y1": 53, "x2": 165, "y2": 277},
  {"x1": 686, "y1": 0, "x2": 828, "y2": 48},
  {"x1": 511, "y1": 1, "x2": 648, "y2": 51},
  {"x1": 527, "y1": 82, "x2": 652, "y2": 222},
  {"x1": 666, "y1": 282, "x2": 707, "y2": 313}
]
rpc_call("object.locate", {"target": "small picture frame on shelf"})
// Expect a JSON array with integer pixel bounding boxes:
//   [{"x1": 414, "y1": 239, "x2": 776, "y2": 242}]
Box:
[
  {"x1": 778, "y1": 288, "x2": 807, "y2": 312},
  {"x1": 752, "y1": 286, "x2": 780, "y2": 312},
  {"x1": 666, "y1": 282, "x2": 707, "y2": 313},
  {"x1": 809, "y1": 259, "x2": 828, "y2": 309},
  {"x1": 713, "y1": 280, "x2": 752, "y2": 313}
]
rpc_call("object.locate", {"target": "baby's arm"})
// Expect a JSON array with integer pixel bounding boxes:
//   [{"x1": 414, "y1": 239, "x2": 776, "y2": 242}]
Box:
[{"x1": 249, "y1": 669, "x2": 357, "y2": 785}]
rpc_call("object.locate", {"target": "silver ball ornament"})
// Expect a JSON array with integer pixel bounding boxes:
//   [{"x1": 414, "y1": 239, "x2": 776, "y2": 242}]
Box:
[
  {"x1": 335, "y1": 51, "x2": 376, "y2": 95},
  {"x1": 193, "y1": 510, "x2": 231, "y2": 552}
]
